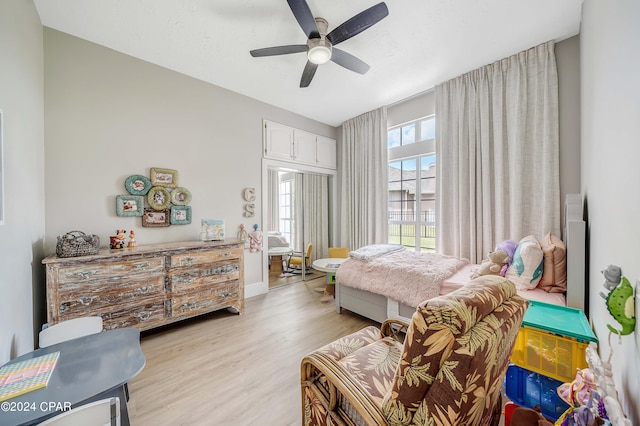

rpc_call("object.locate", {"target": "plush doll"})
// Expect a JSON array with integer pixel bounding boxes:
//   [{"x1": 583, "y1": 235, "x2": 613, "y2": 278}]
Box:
[
  {"x1": 470, "y1": 249, "x2": 511, "y2": 279},
  {"x1": 495, "y1": 239, "x2": 518, "y2": 275}
]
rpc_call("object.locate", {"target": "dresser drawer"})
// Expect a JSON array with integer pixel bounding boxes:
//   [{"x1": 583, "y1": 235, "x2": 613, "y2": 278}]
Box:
[
  {"x1": 170, "y1": 280, "x2": 240, "y2": 318},
  {"x1": 100, "y1": 298, "x2": 166, "y2": 331},
  {"x1": 56, "y1": 257, "x2": 165, "y2": 284},
  {"x1": 168, "y1": 259, "x2": 239, "y2": 293},
  {"x1": 170, "y1": 248, "x2": 242, "y2": 268},
  {"x1": 57, "y1": 274, "x2": 164, "y2": 318}
]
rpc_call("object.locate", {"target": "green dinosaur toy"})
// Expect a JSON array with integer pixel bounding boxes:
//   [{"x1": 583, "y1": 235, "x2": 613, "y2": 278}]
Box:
[{"x1": 606, "y1": 276, "x2": 636, "y2": 335}]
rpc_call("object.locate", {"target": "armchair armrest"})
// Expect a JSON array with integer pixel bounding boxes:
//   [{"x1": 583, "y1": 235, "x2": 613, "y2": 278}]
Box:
[
  {"x1": 381, "y1": 317, "x2": 410, "y2": 342},
  {"x1": 301, "y1": 352, "x2": 387, "y2": 425}
]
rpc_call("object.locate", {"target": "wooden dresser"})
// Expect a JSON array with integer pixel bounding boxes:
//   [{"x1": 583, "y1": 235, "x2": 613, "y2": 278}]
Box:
[{"x1": 42, "y1": 239, "x2": 244, "y2": 331}]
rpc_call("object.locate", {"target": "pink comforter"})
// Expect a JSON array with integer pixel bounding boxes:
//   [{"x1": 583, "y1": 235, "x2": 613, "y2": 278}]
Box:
[{"x1": 336, "y1": 251, "x2": 469, "y2": 307}]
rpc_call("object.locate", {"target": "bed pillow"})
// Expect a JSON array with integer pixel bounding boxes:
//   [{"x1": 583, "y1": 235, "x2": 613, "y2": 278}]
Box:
[
  {"x1": 505, "y1": 235, "x2": 544, "y2": 290},
  {"x1": 537, "y1": 232, "x2": 567, "y2": 293}
]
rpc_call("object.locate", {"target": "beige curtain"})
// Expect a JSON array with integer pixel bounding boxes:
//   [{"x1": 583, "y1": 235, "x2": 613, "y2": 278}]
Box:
[
  {"x1": 267, "y1": 169, "x2": 279, "y2": 232},
  {"x1": 339, "y1": 107, "x2": 388, "y2": 250},
  {"x1": 435, "y1": 41, "x2": 560, "y2": 263},
  {"x1": 303, "y1": 174, "x2": 329, "y2": 260}
]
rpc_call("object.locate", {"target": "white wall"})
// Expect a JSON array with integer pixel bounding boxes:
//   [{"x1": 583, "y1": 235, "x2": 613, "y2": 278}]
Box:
[
  {"x1": 0, "y1": 1, "x2": 46, "y2": 359},
  {"x1": 43, "y1": 29, "x2": 336, "y2": 295},
  {"x1": 581, "y1": 1, "x2": 640, "y2": 423}
]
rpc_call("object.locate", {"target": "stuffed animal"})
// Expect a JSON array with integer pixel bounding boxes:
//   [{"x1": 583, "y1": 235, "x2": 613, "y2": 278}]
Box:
[
  {"x1": 471, "y1": 249, "x2": 511, "y2": 279},
  {"x1": 495, "y1": 239, "x2": 518, "y2": 275}
]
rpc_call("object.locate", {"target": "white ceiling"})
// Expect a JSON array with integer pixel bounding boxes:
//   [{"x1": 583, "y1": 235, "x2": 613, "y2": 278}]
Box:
[{"x1": 34, "y1": 0, "x2": 583, "y2": 127}]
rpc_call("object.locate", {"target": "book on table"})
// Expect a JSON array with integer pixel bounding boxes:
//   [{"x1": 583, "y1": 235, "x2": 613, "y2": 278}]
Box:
[{"x1": 0, "y1": 351, "x2": 60, "y2": 402}]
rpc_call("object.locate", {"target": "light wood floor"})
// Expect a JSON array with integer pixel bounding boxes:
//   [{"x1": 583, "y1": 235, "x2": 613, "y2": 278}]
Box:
[{"x1": 127, "y1": 277, "x2": 376, "y2": 425}]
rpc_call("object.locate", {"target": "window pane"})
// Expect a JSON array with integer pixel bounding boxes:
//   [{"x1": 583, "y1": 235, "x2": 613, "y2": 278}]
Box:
[
  {"x1": 400, "y1": 224, "x2": 416, "y2": 249},
  {"x1": 420, "y1": 155, "x2": 436, "y2": 197},
  {"x1": 388, "y1": 128, "x2": 400, "y2": 148},
  {"x1": 388, "y1": 161, "x2": 402, "y2": 183},
  {"x1": 420, "y1": 117, "x2": 435, "y2": 141},
  {"x1": 401, "y1": 124, "x2": 415, "y2": 145}
]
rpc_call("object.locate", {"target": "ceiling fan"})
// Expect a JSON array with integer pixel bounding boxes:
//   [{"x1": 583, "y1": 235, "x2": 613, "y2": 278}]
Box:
[{"x1": 250, "y1": 0, "x2": 389, "y2": 88}]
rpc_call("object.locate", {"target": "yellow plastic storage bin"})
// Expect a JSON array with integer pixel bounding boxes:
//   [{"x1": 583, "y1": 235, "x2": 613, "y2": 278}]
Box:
[{"x1": 510, "y1": 301, "x2": 598, "y2": 383}]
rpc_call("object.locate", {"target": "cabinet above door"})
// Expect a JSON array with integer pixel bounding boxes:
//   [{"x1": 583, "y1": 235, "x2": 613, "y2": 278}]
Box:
[{"x1": 263, "y1": 120, "x2": 336, "y2": 170}]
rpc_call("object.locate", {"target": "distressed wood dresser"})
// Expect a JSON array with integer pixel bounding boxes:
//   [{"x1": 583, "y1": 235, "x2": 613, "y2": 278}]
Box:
[{"x1": 42, "y1": 239, "x2": 244, "y2": 331}]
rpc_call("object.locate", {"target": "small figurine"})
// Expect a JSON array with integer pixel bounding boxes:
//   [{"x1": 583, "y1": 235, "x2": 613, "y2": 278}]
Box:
[
  {"x1": 237, "y1": 223, "x2": 249, "y2": 249},
  {"x1": 110, "y1": 229, "x2": 127, "y2": 249},
  {"x1": 248, "y1": 224, "x2": 263, "y2": 253},
  {"x1": 128, "y1": 230, "x2": 138, "y2": 248}
]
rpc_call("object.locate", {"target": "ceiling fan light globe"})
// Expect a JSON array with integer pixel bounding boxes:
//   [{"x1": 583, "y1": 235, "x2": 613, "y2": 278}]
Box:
[{"x1": 307, "y1": 39, "x2": 332, "y2": 64}]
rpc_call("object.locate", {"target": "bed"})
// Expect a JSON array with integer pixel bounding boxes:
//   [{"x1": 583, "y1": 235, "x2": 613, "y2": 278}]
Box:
[{"x1": 335, "y1": 195, "x2": 586, "y2": 323}]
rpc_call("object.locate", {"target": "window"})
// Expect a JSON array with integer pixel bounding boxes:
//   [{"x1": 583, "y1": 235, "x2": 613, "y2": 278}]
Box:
[
  {"x1": 387, "y1": 116, "x2": 436, "y2": 252},
  {"x1": 278, "y1": 173, "x2": 295, "y2": 245}
]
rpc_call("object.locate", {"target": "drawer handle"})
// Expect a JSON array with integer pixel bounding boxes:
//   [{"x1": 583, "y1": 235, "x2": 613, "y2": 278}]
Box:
[
  {"x1": 134, "y1": 262, "x2": 151, "y2": 270},
  {"x1": 181, "y1": 257, "x2": 196, "y2": 265},
  {"x1": 78, "y1": 296, "x2": 98, "y2": 306},
  {"x1": 135, "y1": 286, "x2": 154, "y2": 295},
  {"x1": 136, "y1": 311, "x2": 151, "y2": 321},
  {"x1": 211, "y1": 265, "x2": 238, "y2": 275},
  {"x1": 174, "y1": 274, "x2": 195, "y2": 284},
  {"x1": 180, "y1": 302, "x2": 197, "y2": 310},
  {"x1": 220, "y1": 252, "x2": 232, "y2": 257},
  {"x1": 70, "y1": 271, "x2": 95, "y2": 280}
]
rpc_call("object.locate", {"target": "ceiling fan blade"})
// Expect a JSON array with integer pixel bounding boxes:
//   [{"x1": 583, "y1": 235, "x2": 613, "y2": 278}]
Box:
[
  {"x1": 250, "y1": 45, "x2": 307, "y2": 57},
  {"x1": 326, "y1": 2, "x2": 389, "y2": 46},
  {"x1": 331, "y1": 48, "x2": 370, "y2": 74},
  {"x1": 300, "y1": 61, "x2": 318, "y2": 88},
  {"x1": 287, "y1": 0, "x2": 320, "y2": 39}
]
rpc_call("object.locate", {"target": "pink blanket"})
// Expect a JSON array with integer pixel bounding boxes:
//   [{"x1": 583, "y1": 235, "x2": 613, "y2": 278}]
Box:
[{"x1": 336, "y1": 251, "x2": 469, "y2": 307}]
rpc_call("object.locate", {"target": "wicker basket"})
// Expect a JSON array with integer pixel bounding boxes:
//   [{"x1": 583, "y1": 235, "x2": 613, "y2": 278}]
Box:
[{"x1": 56, "y1": 231, "x2": 100, "y2": 258}]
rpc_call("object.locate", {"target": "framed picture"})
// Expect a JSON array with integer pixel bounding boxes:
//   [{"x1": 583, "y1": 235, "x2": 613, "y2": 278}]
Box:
[
  {"x1": 150, "y1": 167, "x2": 178, "y2": 188},
  {"x1": 125, "y1": 174, "x2": 152, "y2": 195},
  {"x1": 171, "y1": 205, "x2": 192, "y2": 225},
  {"x1": 116, "y1": 195, "x2": 144, "y2": 217},
  {"x1": 142, "y1": 208, "x2": 170, "y2": 227},
  {"x1": 147, "y1": 186, "x2": 172, "y2": 210},
  {"x1": 200, "y1": 219, "x2": 225, "y2": 241},
  {"x1": 170, "y1": 187, "x2": 192, "y2": 205}
]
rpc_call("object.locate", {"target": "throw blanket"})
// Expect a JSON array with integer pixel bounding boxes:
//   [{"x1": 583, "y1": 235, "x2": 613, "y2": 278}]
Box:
[
  {"x1": 349, "y1": 244, "x2": 405, "y2": 262},
  {"x1": 337, "y1": 251, "x2": 469, "y2": 307}
]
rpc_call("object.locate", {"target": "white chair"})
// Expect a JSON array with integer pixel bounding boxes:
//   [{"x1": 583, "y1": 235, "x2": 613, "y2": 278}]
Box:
[
  {"x1": 38, "y1": 397, "x2": 120, "y2": 426},
  {"x1": 39, "y1": 316, "x2": 104, "y2": 348}
]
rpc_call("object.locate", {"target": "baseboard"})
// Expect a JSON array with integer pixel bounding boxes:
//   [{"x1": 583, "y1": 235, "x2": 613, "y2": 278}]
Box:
[{"x1": 245, "y1": 281, "x2": 268, "y2": 298}]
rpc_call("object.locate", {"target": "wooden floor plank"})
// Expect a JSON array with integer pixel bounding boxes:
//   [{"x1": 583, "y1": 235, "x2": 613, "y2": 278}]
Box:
[{"x1": 127, "y1": 277, "x2": 376, "y2": 425}]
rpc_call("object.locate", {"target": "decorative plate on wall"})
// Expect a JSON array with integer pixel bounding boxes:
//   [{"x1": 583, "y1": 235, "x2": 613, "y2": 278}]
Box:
[
  {"x1": 124, "y1": 174, "x2": 152, "y2": 196},
  {"x1": 147, "y1": 186, "x2": 171, "y2": 210},
  {"x1": 170, "y1": 187, "x2": 192, "y2": 206}
]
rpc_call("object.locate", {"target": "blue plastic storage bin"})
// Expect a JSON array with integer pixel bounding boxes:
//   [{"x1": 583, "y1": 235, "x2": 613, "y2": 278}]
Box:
[{"x1": 505, "y1": 364, "x2": 570, "y2": 421}]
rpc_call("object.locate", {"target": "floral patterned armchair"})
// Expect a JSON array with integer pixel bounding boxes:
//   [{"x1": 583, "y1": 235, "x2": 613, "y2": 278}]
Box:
[{"x1": 301, "y1": 275, "x2": 528, "y2": 426}]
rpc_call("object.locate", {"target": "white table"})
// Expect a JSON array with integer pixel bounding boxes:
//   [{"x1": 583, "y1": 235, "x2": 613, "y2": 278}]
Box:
[
  {"x1": 268, "y1": 246, "x2": 293, "y2": 274},
  {"x1": 312, "y1": 258, "x2": 347, "y2": 297}
]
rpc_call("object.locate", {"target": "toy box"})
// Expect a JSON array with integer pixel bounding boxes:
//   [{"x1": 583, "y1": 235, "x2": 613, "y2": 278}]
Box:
[
  {"x1": 505, "y1": 364, "x2": 570, "y2": 421},
  {"x1": 511, "y1": 300, "x2": 597, "y2": 382}
]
